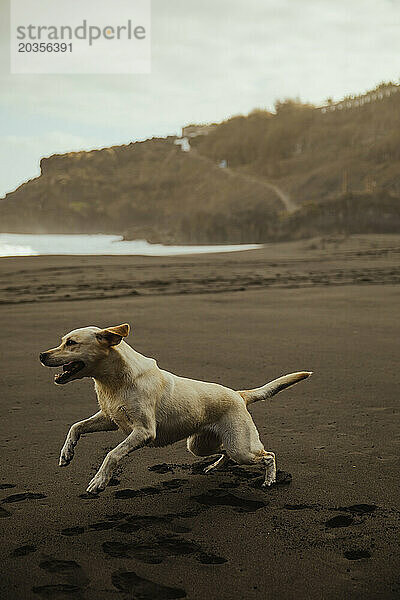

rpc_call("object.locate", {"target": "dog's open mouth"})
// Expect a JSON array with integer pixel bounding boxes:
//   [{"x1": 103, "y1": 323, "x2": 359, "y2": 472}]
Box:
[{"x1": 55, "y1": 361, "x2": 85, "y2": 384}]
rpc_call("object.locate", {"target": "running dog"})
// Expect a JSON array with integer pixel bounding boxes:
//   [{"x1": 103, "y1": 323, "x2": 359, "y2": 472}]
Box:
[{"x1": 39, "y1": 323, "x2": 312, "y2": 494}]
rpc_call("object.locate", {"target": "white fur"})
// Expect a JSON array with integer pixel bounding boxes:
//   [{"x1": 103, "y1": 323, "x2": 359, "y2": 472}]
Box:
[{"x1": 40, "y1": 324, "x2": 312, "y2": 494}]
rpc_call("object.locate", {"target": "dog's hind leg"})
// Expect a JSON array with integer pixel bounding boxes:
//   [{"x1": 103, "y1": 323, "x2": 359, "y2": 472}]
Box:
[
  {"x1": 187, "y1": 430, "x2": 226, "y2": 473},
  {"x1": 59, "y1": 411, "x2": 117, "y2": 467},
  {"x1": 218, "y1": 410, "x2": 277, "y2": 487},
  {"x1": 187, "y1": 430, "x2": 223, "y2": 457}
]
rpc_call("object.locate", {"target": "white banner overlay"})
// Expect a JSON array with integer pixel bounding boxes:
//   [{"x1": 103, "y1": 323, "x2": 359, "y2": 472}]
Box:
[{"x1": 10, "y1": 0, "x2": 151, "y2": 74}]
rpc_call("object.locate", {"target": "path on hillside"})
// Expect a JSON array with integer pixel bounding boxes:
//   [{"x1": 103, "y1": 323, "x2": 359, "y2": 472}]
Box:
[
  {"x1": 224, "y1": 168, "x2": 297, "y2": 213},
  {"x1": 184, "y1": 144, "x2": 297, "y2": 213}
]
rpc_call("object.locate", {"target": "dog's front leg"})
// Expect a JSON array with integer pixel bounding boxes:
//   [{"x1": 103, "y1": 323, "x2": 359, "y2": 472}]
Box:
[
  {"x1": 59, "y1": 411, "x2": 117, "y2": 466},
  {"x1": 86, "y1": 426, "x2": 154, "y2": 494}
]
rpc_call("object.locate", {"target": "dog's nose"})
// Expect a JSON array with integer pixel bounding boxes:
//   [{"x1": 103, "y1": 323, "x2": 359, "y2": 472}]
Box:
[{"x1": 39, "y1": 352, "x2": 48, "y2": 363}]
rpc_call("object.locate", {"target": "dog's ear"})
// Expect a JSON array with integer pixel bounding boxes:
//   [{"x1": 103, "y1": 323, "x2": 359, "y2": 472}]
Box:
[{"x1": 96, "y1": 323, "x2": 130, "y2": 346}]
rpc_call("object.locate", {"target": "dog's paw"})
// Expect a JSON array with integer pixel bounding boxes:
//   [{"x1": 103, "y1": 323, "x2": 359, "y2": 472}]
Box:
[
  {"x1": 86, "y1": 473, "x2": 108, "y2": 495},
  {"x1": 262, "y1": 478, "x2": 276, "y2": 488},
  {"x1": 59, "y1": 445, "x2": 74, "y2": 467},
  {"x1": 203, "y1": 464, "x2": 214, "y2": 474}
]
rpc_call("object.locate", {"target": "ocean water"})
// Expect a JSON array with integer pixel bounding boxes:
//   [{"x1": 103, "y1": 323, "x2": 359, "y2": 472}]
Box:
[{"x1": 0, "y1": 233, "x2": 261, "y2": 257}]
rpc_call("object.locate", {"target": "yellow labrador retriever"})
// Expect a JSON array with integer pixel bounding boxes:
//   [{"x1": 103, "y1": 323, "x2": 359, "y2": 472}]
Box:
[{"x1": 40, "y1": 323, "x2": 311, "y2": 494}]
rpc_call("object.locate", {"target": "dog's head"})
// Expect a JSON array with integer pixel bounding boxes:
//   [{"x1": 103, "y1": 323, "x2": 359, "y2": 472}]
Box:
[{"x1": 39, "y1": 323, "x2": 130, "y2": 385}]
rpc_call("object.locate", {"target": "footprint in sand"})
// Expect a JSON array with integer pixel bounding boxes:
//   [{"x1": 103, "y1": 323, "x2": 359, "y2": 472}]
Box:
[
  {"x1": 336, "y1": 504, "x2": 377, "y2": 515},
  {"x1": 12, "y1": 544, "x2": 37, "y2": 557},
  {"x1": 114, "y1": 475, "x2": 189, "y2": 494},
  {"x1": 61, "y1": 527, "x2": 85, "y2": 537},
  {"x1": 39, "y1": 558, "x2": 89, "y2": 588},
  {"x1": 325, "y1": 504, "x2": 378, "y2": 528},
  {"x1": 115, "y1": 486, "x2": 162, "y2": 499},
  {"x1": 2, "y1": 492, "x2": 46, "y2": 504},
  {"x1": 78, "y1": 493, "x2": 99, "y2": 500},
  {"x1": 192, "y1": 489, "x2": 266, "y2": 513},
  {"x1": 87, "y1": 510, "x2": 196, "y2": 535},
  {"x1": 197, "y1": 552, "x2": 228, "y2": 564},
  {"x1": 115, "y1": 515, "x2": 171, "y2": 533},
  {"x1": 344, "y1": 549, "x2": 371, "y2": 560},
  {"x1": 148, "y1": 463, "x2": 175, "y2": 474},
  {"x1": 325, "y1": 514, "x2": 354, "y2": 528},
  {"x1": 103, "y1": 535, "x2": 200, "y2": 564},
  {"x1": 0, "y1": 483, "x2": 16, "y2": 490},
  {"x1": 103, "y1": 533, "x2": 227, "y2": 566},
  {"x1": 115, "y1": 514, "x2": 192, "y2": 534},
  {"x1": 112, "y1": 570, "x2": 186, "y2": 599},
  {"x1": 33, "y1": 558, "x2": 89, "y2": 599},
  {"x1": 161, "y1": 479, "x2": 188, "y2": 490}
]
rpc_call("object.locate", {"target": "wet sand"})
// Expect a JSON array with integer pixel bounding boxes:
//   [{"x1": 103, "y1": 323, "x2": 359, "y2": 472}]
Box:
[{"x1": 0, "y1": 235, "x2": 399, "y2": 599}]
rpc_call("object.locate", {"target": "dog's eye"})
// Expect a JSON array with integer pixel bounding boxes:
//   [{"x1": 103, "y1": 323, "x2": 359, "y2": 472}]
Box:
[{"x1": 66, "y1": 339, "x2": 77, "y2": 347}]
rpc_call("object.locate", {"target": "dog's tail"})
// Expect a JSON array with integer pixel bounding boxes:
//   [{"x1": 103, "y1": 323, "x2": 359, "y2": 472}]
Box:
[{"x1": 238, "y1": 371, "x2": 312, "y2": 406}]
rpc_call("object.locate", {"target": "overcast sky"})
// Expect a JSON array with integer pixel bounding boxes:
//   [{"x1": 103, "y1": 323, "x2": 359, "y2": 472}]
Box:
[{"x1": 1, "y1": 0, "x2": 399, "y2": 197}]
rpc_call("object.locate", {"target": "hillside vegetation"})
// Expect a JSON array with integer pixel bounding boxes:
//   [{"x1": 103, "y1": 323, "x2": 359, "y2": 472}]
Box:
[
  {"x1": 0, "y1": 139, "x2": 281, "y2": 243},
  {"x1": 1, "y1": 82, "x2": 399, "y2": 243},
  {"x1": 193, "y1": 83, "x2": 400, "y2": 206}
]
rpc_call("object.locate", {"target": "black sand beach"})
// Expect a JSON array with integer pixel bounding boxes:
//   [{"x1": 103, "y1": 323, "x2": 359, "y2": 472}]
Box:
[{"x1": 0, "y1": 235, "x2": 399, "y2": 600}]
